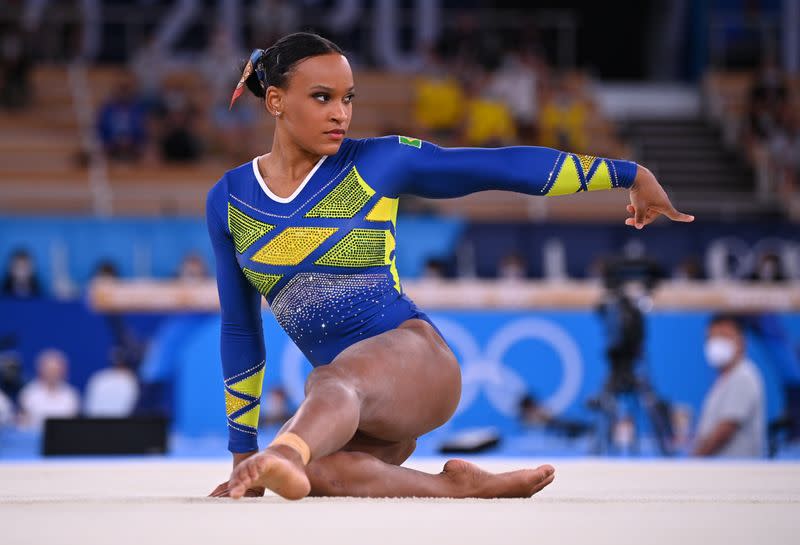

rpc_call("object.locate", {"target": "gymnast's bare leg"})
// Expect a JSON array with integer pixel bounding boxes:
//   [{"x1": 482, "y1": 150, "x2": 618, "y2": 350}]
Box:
[
  {"x1": 303, "y1": 434, "x2": 555, "y2": 499},
  {"x1": 216, "y1": 319, "x2": 555, "y2": 499}
]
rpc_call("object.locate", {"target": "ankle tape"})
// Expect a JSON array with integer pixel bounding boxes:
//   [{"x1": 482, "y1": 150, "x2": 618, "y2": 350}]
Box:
[{"x1": 269, "y1": 432, "x2": 311, "y2": 465}]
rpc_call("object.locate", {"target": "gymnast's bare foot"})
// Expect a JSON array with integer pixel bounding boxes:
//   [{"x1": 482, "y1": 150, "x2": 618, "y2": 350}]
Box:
[
  {"x1": 228, "y1": 445, "x2": 311, "y2": 500},
  {"x1": 441, "y1": 459, "x2": 555, "y2": 498}
]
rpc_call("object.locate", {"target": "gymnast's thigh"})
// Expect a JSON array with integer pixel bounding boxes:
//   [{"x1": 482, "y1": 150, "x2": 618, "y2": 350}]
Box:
[{"x1": 323, "y1": 318, "x2": 462, "y2": 442}]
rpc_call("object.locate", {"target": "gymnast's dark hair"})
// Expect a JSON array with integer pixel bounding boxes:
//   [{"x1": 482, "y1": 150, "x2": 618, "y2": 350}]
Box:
[{"x1": 243, "y1": 32, "x2": 344, "y2": 98}]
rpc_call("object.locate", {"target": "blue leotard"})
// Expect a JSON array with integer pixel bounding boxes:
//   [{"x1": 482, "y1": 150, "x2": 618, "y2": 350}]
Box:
[{"x1": 206, "y1": 135, "x2": 638, "y2": 451}]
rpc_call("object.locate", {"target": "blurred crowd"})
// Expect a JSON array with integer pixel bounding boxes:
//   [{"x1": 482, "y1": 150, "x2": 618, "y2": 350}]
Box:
[
  {"x1": 1, "y1": 247, "x2": 211, "y2": 301},
  {"x1": 411, "y1": 24, "x2": 624, "y2": 158},
  {"x1": 0, "y1": 341, "x2": 292, "y2": 438},
  {"x1": 0, "y1": 336, "x2": 291, "y2": 430},
  {"x1": 420, "y1": 247, "x2": 796, "y2": 284},
  {"x1": 740, "y1": 56, "x2": 800, "y2": 198},
  {"x1": 2, "y1": 9, "x2": 626, "y2": 170},
  {"x1": 87, "y1": 22, "x2": 627, "y2": 168},
  {"x1": 2, "y1": 240, "x2": 796, "y2": 304},
  {"x1": 90, "y1": 27, "x2": 262, "y2": 168},
  {"x1": 0, "y1": 346, "x2": 137, "y2": 430}
]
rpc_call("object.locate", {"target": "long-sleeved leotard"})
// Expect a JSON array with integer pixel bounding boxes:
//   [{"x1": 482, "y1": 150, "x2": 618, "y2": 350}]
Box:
[{"x1": 206, "y1": 135, "x2": 638, "y2": 452}]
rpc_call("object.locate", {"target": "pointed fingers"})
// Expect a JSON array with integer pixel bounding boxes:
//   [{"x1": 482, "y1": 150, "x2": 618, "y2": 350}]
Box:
[{"x1": 664, "y1": 207, "x2": 695, "y2": 222}]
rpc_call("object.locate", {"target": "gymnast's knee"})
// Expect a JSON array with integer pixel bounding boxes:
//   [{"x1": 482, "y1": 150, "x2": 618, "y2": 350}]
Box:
[{"x1": 304, "y1": 364, "x2": 362, "y2": 405}]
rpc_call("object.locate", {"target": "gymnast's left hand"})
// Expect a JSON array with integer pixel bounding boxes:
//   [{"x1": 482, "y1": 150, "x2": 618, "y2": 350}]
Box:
[
  {"x1": 209, "y1": 451, "x2": 266, "y2": 498},
  {"x1": 625, "y1": 165, "x2": 694, "y2": 229},
  {"x1": 209, "y1": 480, "x2": 265, "y2": 498}
]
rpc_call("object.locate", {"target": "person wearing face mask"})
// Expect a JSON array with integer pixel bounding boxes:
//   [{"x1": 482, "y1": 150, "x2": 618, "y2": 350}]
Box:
[{"x1": 693, "y1": 315, "x2": 766, "y2": 458}]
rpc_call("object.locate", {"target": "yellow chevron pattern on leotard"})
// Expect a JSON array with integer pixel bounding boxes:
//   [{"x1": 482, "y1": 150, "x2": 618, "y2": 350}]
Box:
[
  {"x1": 315, "y1": 228, "x2": 394, "y2": 268},
  {"x1": 548, "y1": 154, "x2": 616, "y2": 195},
  {"x1": 251, "y1": 227, "x2": 338, "y2": 266},
  {"x1": 304, "y1": 166, "x2": 375, "y2": 218},
  {"x1": 241, "y1": 267, "x2": 282, "y2": 298},
  {"x1": 365, "y1": 196, "x2": 399, "y2": 226},
  {"x1": 228, "y1": 203, "x2": 275, "y2": 254}
]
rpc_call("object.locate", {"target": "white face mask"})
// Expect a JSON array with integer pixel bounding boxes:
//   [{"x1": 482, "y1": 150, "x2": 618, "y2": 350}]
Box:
[{"x1": 705, "y1": 337, "x2": 738, "y2": 368}]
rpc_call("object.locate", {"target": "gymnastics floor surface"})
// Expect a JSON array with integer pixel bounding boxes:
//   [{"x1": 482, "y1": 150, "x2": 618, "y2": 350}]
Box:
[{"x1": 1, "y1": 458, "x2": 798, "y2": 545}]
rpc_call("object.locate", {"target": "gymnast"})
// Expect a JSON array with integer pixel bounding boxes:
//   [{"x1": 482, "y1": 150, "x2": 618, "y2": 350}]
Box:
[{"x1": 206, "y1": 32, "x2": 694, "y2": 500}]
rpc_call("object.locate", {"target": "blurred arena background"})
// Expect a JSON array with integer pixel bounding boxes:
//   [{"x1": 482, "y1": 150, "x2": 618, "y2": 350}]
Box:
[{"x1": 1, "y1": 0, "x2": 800, "y2": 489}]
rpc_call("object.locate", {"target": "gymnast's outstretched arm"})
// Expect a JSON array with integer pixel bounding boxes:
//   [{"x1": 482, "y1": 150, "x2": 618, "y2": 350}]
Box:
[{"x1": 363, "y1": 136, "x2": 693, "y2": 228}]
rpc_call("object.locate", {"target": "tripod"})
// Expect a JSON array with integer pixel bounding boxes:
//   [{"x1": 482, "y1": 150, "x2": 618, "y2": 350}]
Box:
[
  {"x1": 591, "y1": 296, "x2": 674, "y2": 456},
  {"x1": 587, "y1": 358, "x2": 675, "y2": 457}
]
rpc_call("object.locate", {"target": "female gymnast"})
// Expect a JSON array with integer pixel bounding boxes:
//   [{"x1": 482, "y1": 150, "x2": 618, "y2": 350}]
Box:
[{"x1": 207, "y1": 32, "x2": 694, "y2": 500}]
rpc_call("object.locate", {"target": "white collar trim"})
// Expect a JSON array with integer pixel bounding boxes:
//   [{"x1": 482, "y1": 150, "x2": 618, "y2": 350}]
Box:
[{"x1": 251, "y1": 155, "x2": 328, "y2": 204}]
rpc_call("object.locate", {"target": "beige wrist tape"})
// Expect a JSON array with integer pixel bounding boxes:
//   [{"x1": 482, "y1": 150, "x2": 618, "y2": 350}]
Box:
[{"x1": 269, "y1": 432, "x2": 311, "y2": 465}]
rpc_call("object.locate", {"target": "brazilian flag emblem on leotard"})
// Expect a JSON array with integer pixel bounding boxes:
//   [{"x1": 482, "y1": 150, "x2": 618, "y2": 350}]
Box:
[{"x1": 398, "y1": 135, "x2": 422, "y2": 148}]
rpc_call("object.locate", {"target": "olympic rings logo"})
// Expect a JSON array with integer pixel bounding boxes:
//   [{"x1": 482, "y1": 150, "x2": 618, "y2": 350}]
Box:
[{"x1": 279, "y1": 317, "x2": 585, "y2": 417}]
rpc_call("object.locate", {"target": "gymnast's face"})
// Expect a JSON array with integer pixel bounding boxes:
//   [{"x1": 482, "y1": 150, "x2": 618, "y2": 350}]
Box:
[{"x1": 267, "y1": 53, "x2": 354, "y2": 156}]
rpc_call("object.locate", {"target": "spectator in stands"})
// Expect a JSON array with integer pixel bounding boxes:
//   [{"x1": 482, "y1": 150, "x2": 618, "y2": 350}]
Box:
[
  {"x1": 84, "y1": 346, "x2": 139, "y2": 417},
  {"x1": 749, "y1": 251, "x2": 788, "y2": 283},
  {"x1": 538, "y1": 74, "x2": 591, "y2": 152},
  {"x1": 201, "y1": 27, "x2": 259, "y2": 164},
  {"x1": 153, "y1": 80, "x2": 203, "y2": 162},
  {"x1": 461, "y1": 68, "x2": 517, "y2": 147},
  {"x1": 693, "y1": 315, "x2": 766, "y2": 458},
  {"x1": 91, "y1": 259, "x2": 120, "y2": 281},
  {"x1": 413, "y1": 43, "x2": 466, "y2": 144},
  {"x1": 742, "y1": 56, "x2": 789, "y2": 165},
  {"x1": 498, "y1": 252, "x2": 527, "y2": 280},
  {"x1": 18, "y1": 349, "x2": 80, "y2": 430},
  {"x1": 1, "y1": 249, "x2": 42, "y2": 299},
  {"x1": 486, "y1": 40, "x2": 543, "y2": 145},
  {"x1": 177, "y1": 252, "x2": 209, "y2": 281},
  {"x1": 766, "y1": 104, "x2": 800, "y2": 196},
  {"x1": 0, "y1": 26, "x2": 33, "y2": 110},
  {"x1": 97, "y1": 76, "x2": 149, "y2": 162}
]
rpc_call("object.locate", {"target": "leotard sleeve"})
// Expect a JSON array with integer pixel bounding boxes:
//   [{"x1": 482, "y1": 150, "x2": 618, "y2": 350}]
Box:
[
  {"x1": 358, "y1": 135, "x2": 638, "y2": 198},
  {"x1": 206, "y1": 179, "x2": 266, "y2": 453}
]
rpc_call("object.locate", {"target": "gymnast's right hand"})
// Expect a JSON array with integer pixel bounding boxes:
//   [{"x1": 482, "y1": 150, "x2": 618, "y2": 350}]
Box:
[
  {"x1": 208, "y1": 451, "x2": 266, "y2": 498},
  {"x1": 625, "y1": 165, "x2": 695, "y2": 229}
]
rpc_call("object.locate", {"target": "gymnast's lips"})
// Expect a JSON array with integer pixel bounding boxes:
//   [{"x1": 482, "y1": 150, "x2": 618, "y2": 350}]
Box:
[{"x1": 325, "y1": 129, "x2": 345, "y2": 139}]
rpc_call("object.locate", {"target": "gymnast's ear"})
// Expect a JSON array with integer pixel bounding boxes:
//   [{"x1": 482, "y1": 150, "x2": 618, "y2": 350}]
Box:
[{"x1": 265, "y1": 85, "x2": 284, "y2": 117}]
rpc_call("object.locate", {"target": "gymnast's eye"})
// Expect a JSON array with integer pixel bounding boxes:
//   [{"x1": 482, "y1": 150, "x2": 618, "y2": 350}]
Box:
[
  {"x1": 344, "y1": 93, "x2": 355, "y2": 104},
  {"x1": 313, "y1": 93, "x2": 330, "y2": 103}
]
